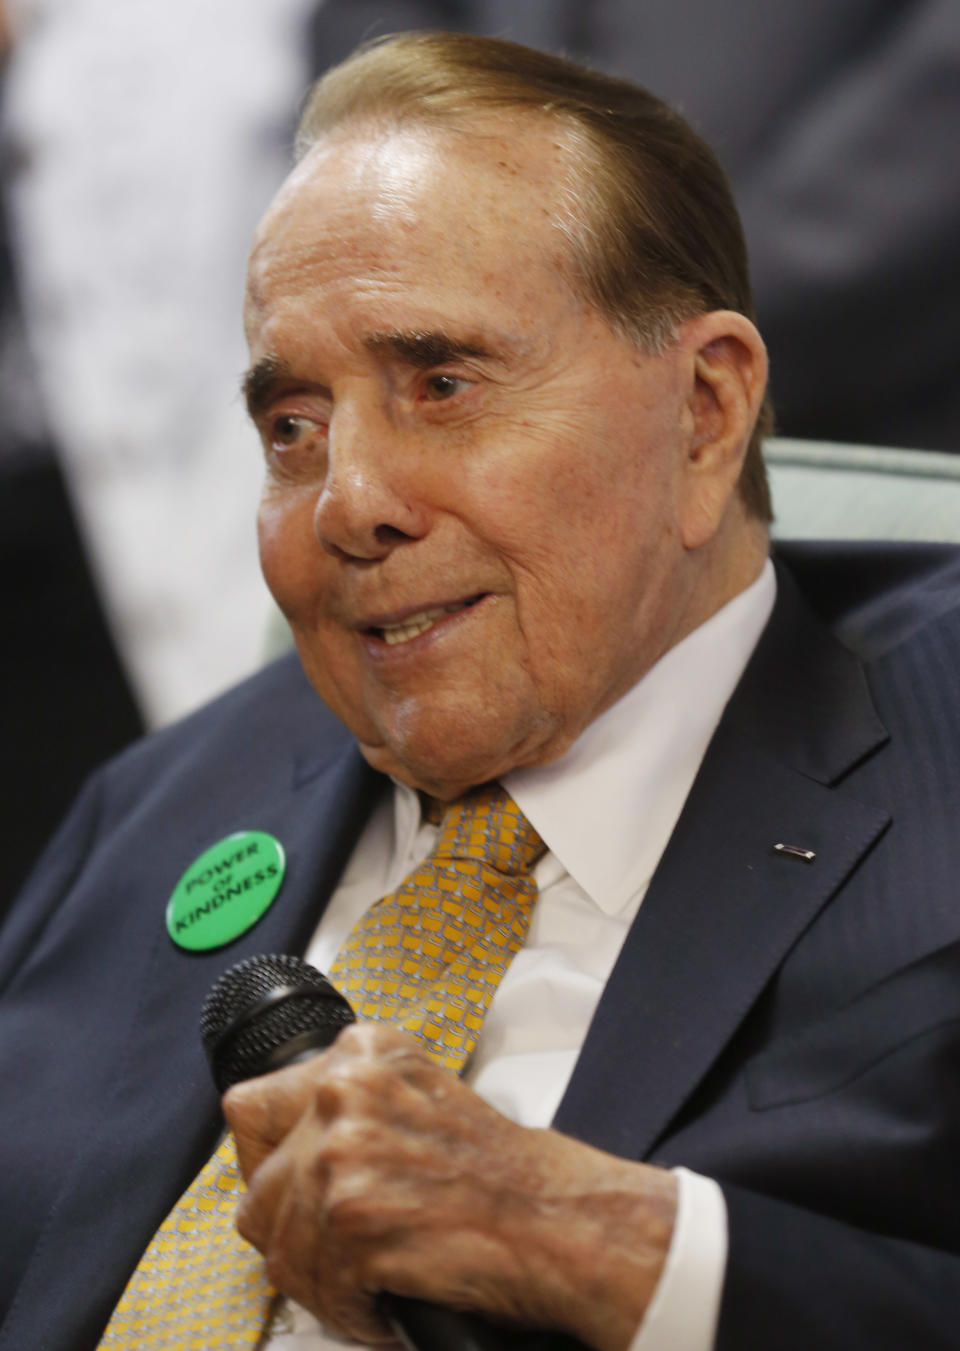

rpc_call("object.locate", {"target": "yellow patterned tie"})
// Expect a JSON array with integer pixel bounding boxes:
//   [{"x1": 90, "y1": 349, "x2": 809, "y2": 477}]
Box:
[
  {"x1": 99, "y1": 1135, "x2": 273, "y2": 1348},
  {"x1": 99, "y1": 784, "x2": 543, "y2": 1347},
  {"x1": 330, "y1": 782, "x2": 545, "y2": 1072}
]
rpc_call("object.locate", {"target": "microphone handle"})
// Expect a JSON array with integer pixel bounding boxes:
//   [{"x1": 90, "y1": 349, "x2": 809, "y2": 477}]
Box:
[
  {"x1": 386, "y1": 1294, "x2": 515, "y2": 1351},
  {"x1": 386, "y1": 1295, "x2": 589, "y2": 1351}
]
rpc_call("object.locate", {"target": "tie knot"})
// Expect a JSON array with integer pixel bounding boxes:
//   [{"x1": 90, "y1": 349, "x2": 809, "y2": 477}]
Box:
[{"x1": 432, "y1": 783, "x2": 545, "y2": 874}]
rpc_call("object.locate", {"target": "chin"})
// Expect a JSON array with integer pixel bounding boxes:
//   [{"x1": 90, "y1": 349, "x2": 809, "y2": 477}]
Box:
[
  {"x1": 359, "y1": 740, "x2": 503, "y2": 798},
  {"x1": 360, "y1": 708, "x2": 565, "y2": 798}
]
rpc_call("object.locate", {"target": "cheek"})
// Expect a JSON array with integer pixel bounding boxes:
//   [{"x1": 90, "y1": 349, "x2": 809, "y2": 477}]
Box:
[
  {"x1": 257, "y1": 490, "x2": 321, "y2": 616},
  {"x1": 515, "y1": 477, "x2": 677, "y2": 673}
]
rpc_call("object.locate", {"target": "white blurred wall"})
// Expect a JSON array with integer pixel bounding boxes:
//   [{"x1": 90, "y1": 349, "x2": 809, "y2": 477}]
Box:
[{"x1": 4, "y1": 0, "x2": 319, "y2": 724}]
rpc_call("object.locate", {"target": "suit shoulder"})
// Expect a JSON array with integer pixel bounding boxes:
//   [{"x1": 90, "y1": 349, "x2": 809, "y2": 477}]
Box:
[
  {"x1": 98, "y1": 652, "x2": 352, "y2": 798},
  {"x1": 774, "y1": 540, "x2": 960, "y2": 659}
]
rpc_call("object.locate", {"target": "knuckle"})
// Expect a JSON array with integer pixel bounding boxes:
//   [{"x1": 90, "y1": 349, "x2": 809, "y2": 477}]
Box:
[
  {"x1": 340, "y1": 1019, "x2": 413, "y2": 1058},
  {"x1": 324, "y1": 1113, "x2": 379, "y2": 1156},
  {"x1": 334, "y1": 1021, "x2": 372, "y2": 1054},
  {"x1": 221, "y1": 1081, "x2": 252, "y2": 1128},
  {"x1": 310, "y1": 1075, "x2": 345, "y2": 1120},
  {"x1": 313, "y1": 1134, "x2": 380, "y2": 1213},
  {"x1": 234, "y1": 1194, "x2": 263, "y2": 1248},
  {"x1": 316, "y1": 1057, "x2": 384, "y2": 1110},
  {"x1": 325, "y1": 1186, "x2": 380, "y2": 1242},
  {"x1": 263, "y1": 1247, "x2": 295, "y2": 1292}
]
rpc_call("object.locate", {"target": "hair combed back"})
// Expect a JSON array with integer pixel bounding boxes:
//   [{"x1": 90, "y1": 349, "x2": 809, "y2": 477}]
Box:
[{"x1": 297, "y1": 32, "x2": 772, "y2": 520}]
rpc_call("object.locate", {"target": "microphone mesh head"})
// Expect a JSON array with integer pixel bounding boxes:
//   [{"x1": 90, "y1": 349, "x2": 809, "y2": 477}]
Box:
[{"x1": 200, "y1": 953, "x2": 354, "y2": 1090}]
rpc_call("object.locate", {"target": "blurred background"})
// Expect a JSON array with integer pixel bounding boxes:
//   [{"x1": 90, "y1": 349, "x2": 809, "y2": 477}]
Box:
[{"x1": 2, "y1": 0, "x2": 957, "y2": 907}]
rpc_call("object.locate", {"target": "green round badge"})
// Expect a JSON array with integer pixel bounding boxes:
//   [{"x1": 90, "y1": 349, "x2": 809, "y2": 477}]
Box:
[{"x1": 166, "y1": 831, "x2": 286, "y2": 951}]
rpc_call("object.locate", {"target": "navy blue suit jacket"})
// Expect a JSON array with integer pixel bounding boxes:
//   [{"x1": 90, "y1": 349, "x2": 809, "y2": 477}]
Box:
[{"x1": 2, "y1": 542, "x2": 960, "y2": 1350}]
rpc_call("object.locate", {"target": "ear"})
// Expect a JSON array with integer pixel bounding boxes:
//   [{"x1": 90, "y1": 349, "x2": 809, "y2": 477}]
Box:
[{"x1": 674, "y1": 311, "x2": 768, "y2": 550}]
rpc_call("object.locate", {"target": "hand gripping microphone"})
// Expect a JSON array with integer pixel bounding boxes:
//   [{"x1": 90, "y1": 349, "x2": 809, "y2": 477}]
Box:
[{"x1": 200, "y1": 953, "x2": 585, "y2": 1351}]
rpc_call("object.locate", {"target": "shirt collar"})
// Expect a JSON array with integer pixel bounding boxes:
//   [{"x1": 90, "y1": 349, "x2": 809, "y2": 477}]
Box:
[{"x1": 504, "y1": 560, "x2": 776, "y2": 914}]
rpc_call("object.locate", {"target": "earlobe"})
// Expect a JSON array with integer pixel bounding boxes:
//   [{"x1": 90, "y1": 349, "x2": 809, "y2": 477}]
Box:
[{"x1": 677, "y1": 311, "x2": 768, "y2": 550}]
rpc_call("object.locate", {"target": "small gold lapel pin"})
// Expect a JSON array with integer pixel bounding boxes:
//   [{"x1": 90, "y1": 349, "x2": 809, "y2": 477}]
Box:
[{"x1": 773, "y1": 842, "x2": 816, "y2": 864}]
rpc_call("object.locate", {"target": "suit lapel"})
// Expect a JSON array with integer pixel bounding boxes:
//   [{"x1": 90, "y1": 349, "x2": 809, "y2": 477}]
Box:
[{"x1": 553, "y1": 564, "x2": 890, "y2": 1159}]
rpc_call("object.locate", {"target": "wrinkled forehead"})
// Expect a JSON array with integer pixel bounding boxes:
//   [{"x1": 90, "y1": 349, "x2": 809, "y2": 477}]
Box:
[{"x1": 245, "y1": 111, "x2": 579, "y2": 317}]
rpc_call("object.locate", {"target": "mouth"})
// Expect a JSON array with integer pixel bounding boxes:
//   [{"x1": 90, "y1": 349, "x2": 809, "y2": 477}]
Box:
[{"x1": 364, "y1": 594, "x2": 486, "y2": 646}]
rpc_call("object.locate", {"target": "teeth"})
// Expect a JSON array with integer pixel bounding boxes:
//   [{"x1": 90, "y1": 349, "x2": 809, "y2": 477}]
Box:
[{"x1": 379, "y1": 600, "x2": 470, "y2": 646}]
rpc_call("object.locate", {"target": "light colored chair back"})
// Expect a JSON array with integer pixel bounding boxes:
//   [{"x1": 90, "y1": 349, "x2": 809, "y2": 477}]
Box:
[{"x1": 767, "y1": 438, "x2": 960, "y2": 542}]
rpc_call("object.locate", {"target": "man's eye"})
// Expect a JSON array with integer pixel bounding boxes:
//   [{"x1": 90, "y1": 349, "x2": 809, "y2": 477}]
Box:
[
  {"x1": 271, "y1": 415, "x2": 308, "y2": 446},
  {"x1": 424, "y1": 374, "x2": 468, "y2": 401}
]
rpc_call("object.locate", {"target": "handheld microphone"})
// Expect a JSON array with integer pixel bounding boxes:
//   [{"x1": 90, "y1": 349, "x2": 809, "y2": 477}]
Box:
[{"x1": 200, "y1": 953, "x2": 583, "y2": 1351}]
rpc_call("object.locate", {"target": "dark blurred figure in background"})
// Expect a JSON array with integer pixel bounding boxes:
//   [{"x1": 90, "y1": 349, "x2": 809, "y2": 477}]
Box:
[
  {"x1": 0, "y1": 11, "x2": 143, "y2": 916},
  {"x1": 307, "y1": 0, "x2": 960, "y2": 453}
]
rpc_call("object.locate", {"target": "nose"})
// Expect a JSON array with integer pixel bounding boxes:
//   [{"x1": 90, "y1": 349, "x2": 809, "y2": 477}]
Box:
[{"x1": 313, "y1": 402, "x2": 430, "y2": 561}]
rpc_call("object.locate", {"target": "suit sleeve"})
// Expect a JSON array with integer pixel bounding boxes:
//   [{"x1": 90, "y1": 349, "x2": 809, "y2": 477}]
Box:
[{"x1": 717, "y1": 1183, "x2": 960, "y2": 1350}]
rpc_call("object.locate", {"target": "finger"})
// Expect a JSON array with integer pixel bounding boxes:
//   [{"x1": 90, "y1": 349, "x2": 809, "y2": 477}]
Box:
[
  {"x1": 237, "y1": 1107, "x2": 395, "y2": 1343},
  {"x1": 325, "y1": 1020, "x2": 434, "y2": 1073},
  {"x1": 320, "y1": 1022, "x2": 459, "y2": 1115},
  {"x1": 224, "y1": 1049, "x2": 338, "y2": 1177}
]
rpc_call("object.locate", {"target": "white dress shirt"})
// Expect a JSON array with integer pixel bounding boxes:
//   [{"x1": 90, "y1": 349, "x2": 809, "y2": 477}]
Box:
[{"x1": 265, "y1": 559, "x2": 776, "y2": 1350}]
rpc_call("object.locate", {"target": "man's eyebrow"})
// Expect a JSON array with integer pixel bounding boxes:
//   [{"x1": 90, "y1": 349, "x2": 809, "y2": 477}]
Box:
[
  {"x1": 242, "y1": 355, "x2": 295, "y2": 419},
  {"x1": 363, "y1": 330, "x2": 497, "y2": 367},
  {"x1": 242, "y1": 330, "x2": 514, "y2": 417}
]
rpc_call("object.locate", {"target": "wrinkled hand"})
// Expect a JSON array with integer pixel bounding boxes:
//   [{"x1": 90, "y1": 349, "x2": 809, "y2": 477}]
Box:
[{"x1": 223, "y1": 1022, "x2": 677, "y2": 1350}]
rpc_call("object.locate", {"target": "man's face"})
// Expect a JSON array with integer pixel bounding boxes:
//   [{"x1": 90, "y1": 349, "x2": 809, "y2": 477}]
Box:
[{"x1": 245, "y1": 116, "x2": 733, "y2": 797}]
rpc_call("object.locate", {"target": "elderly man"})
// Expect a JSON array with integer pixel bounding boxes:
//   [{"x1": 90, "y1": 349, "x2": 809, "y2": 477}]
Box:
[{"x1": 1, "y1": 32, "x2": 959, "y2": 1351}]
